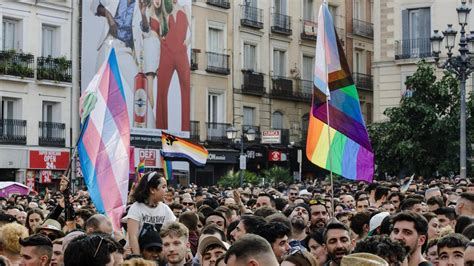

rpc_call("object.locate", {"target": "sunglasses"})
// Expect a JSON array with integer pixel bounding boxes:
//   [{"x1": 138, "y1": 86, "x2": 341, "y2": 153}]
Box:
[
  {"x1": 308, "y1": 199, "x2": 325, "y2": 206},
  {"x1": 183, "y1": 202, "x2": 194, "y2": 206}
]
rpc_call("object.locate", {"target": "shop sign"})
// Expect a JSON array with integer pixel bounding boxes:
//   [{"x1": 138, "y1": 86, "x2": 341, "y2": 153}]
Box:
[
  {"x1": 138, "y1": 149, "x2": 157, "y2": 166},
  {"x1": 29, "y1": 151, "x2": 70, "y2": 170},
  {"x1": 207, "y1": 150, "x2": 239, "y2": 164},
  {"x1": 261, "y1": 130, "x2": 281, "y2": 144},
  {"x1": 268, "y1": 150, "x2": 288, "y2": 161},
  {"x1": 40, "y1": 170, "x2": 52, "y2": 184},
  {"x1": 246, "y1": 150, "x2": 264, "y2": 159}
]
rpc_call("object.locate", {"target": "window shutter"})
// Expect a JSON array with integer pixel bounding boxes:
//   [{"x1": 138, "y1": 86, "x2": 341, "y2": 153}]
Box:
[{"x1": 402, "y1": 9, "x2": 409, "y2": 56}]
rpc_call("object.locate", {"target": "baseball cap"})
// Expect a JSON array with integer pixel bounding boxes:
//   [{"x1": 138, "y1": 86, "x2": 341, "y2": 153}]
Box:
[
  {"x1": 369, "y1": 212, "x2": 390, "y2": 234},
  {"x1": 197, "y1": 235, "x2": 230, "y2": 256},
  {"x1": 139, "y1": 230, "x2": 163, "y2": 251}
]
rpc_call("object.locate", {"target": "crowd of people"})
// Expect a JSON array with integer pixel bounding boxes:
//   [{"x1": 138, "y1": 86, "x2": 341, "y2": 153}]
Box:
[{"x1": 0, "y1": 172, "x2": 474, "y2": 266}]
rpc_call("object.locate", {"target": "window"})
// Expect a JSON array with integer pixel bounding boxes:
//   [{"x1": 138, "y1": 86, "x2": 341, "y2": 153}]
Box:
[
  {"x1": 303, "y1": 0, "x2": 314, "y2": 20},
  {"x1": 272, "y1": 111, "x2": 283, "y2": 129},
  {"x1": 354, "y1": 49, "x2": 366, "y2": 74},
  {"x1": 42, "y1": 25, "x2": 57, "y2": 57},
  {"x1": 243, "y1": 107, "x2": 254, "y2": 126},
  {"x1": 274, "y1": 0, "x2": 287, "y2": 15},
  {"x1": 208, "y1": 27, "x2": 224, "y2": 53},
  {"x1": 302, "y1": 55, "x2": 314, "y2": 81},
  {"x1": 243, "y1": 43, "x2": 256, "y2": 71},
  {"x1": 244, "y1": 0, "x2": 257, "y2": 7},
  {"x1": 207, "y1": 92, "x2": 224, "y2": 123},
  {"x1": 273, "y1": 49, "x2": 286, "y2": 77},
  {"x1": 354, "y1": 0, "x2": 362, "y2": 20},
  {"x1": 1, "y1": 98, "x2": 19, "y2": 136},
  {"x1": 302, "y1": 113, "x2": 309, "y2": 135},
  {"x1": 2, "y1": 19, "x2": 18, "y2": 50},
  {"x1": 402, "y1": 7, "x2": 431, "y2": 57}
]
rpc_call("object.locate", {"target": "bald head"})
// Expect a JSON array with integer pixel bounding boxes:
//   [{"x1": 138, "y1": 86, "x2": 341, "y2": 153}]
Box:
[{"x1": 85, "y1": 214, "x2": 112, "y2": 234}]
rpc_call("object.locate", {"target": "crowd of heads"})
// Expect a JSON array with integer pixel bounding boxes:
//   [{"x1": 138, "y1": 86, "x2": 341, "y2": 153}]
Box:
[{"x1": 0, "y1": 172, "x2": 473, "y2": 266}]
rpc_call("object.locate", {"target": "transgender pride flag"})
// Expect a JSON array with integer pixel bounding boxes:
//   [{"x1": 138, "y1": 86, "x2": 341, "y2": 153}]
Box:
[{"x1": 78, "y1": 49, "x2": 130, "y2": 229}]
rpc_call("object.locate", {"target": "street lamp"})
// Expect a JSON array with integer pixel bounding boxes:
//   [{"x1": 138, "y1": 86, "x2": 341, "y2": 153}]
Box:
[
  {"x1": 226, "y1": 126, "x2": 256, "y2": 187},
  {"x1": 431, "y1": 1, "x2": 474, "y2": 179}
]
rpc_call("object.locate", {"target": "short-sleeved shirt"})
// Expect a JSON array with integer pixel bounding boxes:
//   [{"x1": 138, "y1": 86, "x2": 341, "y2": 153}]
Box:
[{"x1": 126, "y1": 201, "x2": 176, "y2": 237}]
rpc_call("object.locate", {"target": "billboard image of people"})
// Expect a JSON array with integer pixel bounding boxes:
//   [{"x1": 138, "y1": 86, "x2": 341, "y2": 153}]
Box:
[{"x1": 81, "y1": 0, "x2": 191, "y2": 143}]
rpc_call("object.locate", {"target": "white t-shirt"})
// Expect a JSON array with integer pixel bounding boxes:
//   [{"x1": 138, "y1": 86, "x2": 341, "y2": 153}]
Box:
[{"x1": 126, "y1": 201, "x2": 176, "y2": 237}]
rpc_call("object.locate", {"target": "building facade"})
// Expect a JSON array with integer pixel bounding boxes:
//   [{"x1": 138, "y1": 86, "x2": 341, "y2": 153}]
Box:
[
  {"x1": 373, "y1": 0, "x2": 471, "y2": 122},
  {"x1": 0, "y1": 0, "x2": 77, "y2": 191}
]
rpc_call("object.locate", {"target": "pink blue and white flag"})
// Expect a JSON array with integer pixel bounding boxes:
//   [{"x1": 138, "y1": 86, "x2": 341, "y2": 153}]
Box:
[{"x1": 78, "y1": 48, "x2": 130, "y2": 229}]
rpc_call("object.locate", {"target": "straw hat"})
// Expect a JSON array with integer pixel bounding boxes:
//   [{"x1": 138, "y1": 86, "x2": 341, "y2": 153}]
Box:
[{"x1": 341, "y1": 253, "x2": 388, "y2": 266}]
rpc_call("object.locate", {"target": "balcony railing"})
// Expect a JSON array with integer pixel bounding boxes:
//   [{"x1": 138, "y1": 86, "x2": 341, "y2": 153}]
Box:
[
  {"x1": 206, "y1": 0, "x2": 230, "y2": 9},
  {"x1": 206, "y1": 52, "x2": 230, "y2": 75},
  {"x1": 39, "y1": 121, "x2": 66, "y2": 147},
  {"x1": 241, "y1": 70, "x2": 265, "y2": 96},
  {"x1": 395, "y1": 38, "x2": 432, "y2": 59},
  {"x1": 271, "y1": 13, "x2": 292, "y2": 35},
  {"x1": 353, "y1": 72, "x2": 373, "y2": 91},
  {"x1": 352, "y1": 19, "x2": 374, "y2": 39},
  {"x1": 37, "y1": 56, "x2": 72, "y2": 83},
  {"x1": 272, "y1": 128, "x2": 290, "y2": 145},
  {"x1": 191, "y1": 49, "x2": 199, "y2": 71},
  {"x1": 242, "y1": 125, "x2": 261, "y2": 143},
  {"x1": 301, "y1": 20, "x2": 317, "y2": 41},
  {"x1": 0, "y1": 50, "x2": 34, "y2": 78},
  {"x1": 241, "y1": 5, "x2": 264, "y2": 29},
  {"x1": 0, "y1": 119, "x2": 27, "y2": 145},
  {"x1": 269, "y1": 76, "x2": 312, "y2": 102},
  {"x1": 206, "y1": 122, "x2": 232, "y2": 143},
  {"x1": 190, "y1": 120, "x2": 200, "y2": 141}
]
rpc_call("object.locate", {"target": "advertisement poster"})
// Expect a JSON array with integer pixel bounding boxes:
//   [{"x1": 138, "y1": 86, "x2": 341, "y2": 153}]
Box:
[{"x1": 81, "y1": 0, "x2": 192, "y2": 147}]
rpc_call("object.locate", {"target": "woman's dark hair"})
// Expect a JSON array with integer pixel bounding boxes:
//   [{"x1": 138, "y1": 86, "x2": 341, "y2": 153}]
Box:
[
  {"x1": 226, "y1": 220, "x2": 239, "y2": 243},
  {"x1": 354, "y1": 235, "x2": 408, "y2": 264},
  {"x1": 131, "y1": 172, "x2": 164, "y2": 203},
  {"x1": 26, "y1": 208, "x2": 44, "y2": 234},
  {"x1": 64, "y1": 234, "x2": 118, "y2": 266},
  {"x1": 305, "y1": 228, "x2": 325, "y2": 247}
]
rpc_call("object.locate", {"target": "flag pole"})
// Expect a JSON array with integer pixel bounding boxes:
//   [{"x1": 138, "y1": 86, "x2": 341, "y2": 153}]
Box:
[{"x1": 325, "y1": 84, "x2": 335, "y2": 216}]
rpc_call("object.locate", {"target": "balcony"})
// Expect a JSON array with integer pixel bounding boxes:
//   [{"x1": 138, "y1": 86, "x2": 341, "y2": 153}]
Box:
[
  {"x1": 242, "y1": 125, "x2": 261, "y2": 143},
  {"x1": 206, "y1": 52, "x2": 230, "y2": 75},
  {"x1": 206, "y1": 0, "x2": 230, "y2": 9},
  {"x1": 206, "y1": 122, "x2": 232, "y2": 143},
  {"x1": 272, "y1": 128, "x2": 290, "y2": 145},
  {"x1": 39, "y1": 122, "x2": 66, "y2": 147},
  {"x1": 37, "y1": 56, "x2": 72, "y2": 83},
  {"x1": 269, "y1": 76, "x2": 312, "y2": 102},
  {"x1": 295, "y1": 79, "x2": 313, "y2": 102},
  {"x1": 0, "y1": 50, "x2": 34, "y2": 79},
  {"x1": 240, "y1": 5, "x2": 264, "y2": 29},
  {"x1": 190, "y1": 120, "x2": 200, "y2": 141},
  {"x1": 301, "y1": 20, "x2": 317, "y2": 41},
  {"x1": 191, "y1": 49, "x2": 199, "y2": 71},
  {"x1": 352, "y1": 19, "x2": 373, "y2": 39},
  {"x1": 241, "y1": 70, "x2": 265, "y2": 96},
  {"x1": 271, "y1": 13, "x2": 292, "y2": 35},
  {"x1": 395, "y1": 38, "x2": 432, "y2": 60},
  {"x1": 353, "y1": 72, "x2": 373, "y2": 91},
  {"x1": 0, "y1": 119, "x2": 27, "y2": 145}
]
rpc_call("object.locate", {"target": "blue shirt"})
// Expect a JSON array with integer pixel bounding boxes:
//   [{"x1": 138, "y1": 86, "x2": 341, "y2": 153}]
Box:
[{"x1": 114, "y1": 0, "x2": 135, "y2": 48}]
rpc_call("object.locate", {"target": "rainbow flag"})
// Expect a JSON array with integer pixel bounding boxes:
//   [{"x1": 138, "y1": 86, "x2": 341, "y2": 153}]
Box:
[
  {"x1": 137, "y1": 159, "x2": 145, "y2": 176},
  {"x1": 160, "y1": 154, "x2": 173, "y2": 181},
  {"x1": 306, "y1": 3, "x2": 374, "y2": 182},
  {"x1": 78, "y1": 48, "x2": 130, "y2": 229},
  {"x1": 161, "y1": 132, "x2": 208, "y2": 167}
]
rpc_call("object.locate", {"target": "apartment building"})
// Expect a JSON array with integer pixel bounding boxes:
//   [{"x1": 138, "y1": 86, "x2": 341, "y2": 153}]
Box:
[
  {"x1": 183, "y1": 0, "x2": 375, "y2": 184},
  {"x1": 372, "y1": 1, "x2": 470, "y2": 121},
  {"x1": 0, "y1": 0, "x2": 77, "y2": 191}
]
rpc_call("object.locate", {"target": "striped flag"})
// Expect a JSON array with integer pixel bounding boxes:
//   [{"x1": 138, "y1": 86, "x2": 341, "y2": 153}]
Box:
[
  {"x1": 137, "y1": 158, "x2": 145, "y2": 176},
  {"x1": 160, "y1": 154, "x2": 173, "y2": 181},
  {"x1": 161, "y1": 132, "x2": 208, "y2": 167},
  {"x1": 306, "y1": 3, "x2": 374, "y2": 182},
  {"x1": 78, "y1": 48, "x2": 130, "y2": 229}
]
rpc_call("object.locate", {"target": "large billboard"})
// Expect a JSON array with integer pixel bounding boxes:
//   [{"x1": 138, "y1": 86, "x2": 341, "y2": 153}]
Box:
[{"x1": 81, "y1": 0, "x2": 192, "y2": 147}]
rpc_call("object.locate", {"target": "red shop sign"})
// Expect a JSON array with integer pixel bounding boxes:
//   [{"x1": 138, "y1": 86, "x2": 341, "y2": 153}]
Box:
[
  {"x1": 268, "y1": 151, "x2": 282, "y2": 161},
  {"x1": 29, "y1": 150, "x2": 70, "y2": 170},
  {"x1": 139, "y1": 149, "x2": 157, "y2": 167}
]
